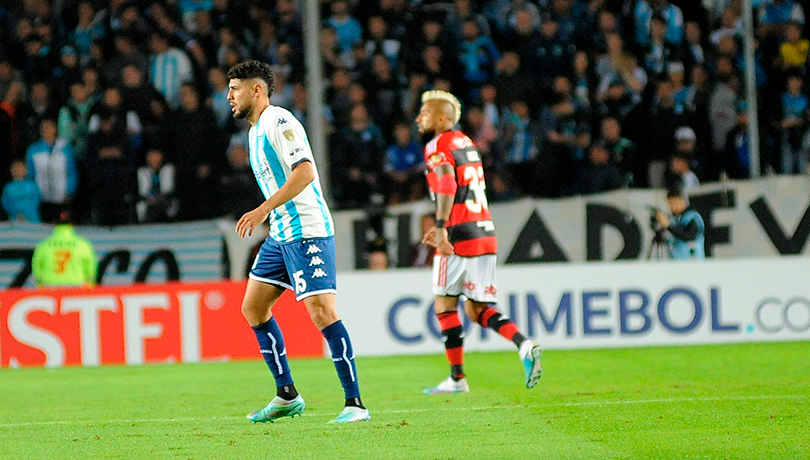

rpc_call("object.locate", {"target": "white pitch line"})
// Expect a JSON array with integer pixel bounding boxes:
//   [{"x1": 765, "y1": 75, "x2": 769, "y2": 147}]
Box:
[{"x1": 0, "y1": 394, "x2": 804, "y2": 429}]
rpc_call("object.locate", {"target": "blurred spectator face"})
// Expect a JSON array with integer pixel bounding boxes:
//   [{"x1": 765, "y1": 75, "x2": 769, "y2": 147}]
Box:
[
  {"x1": 332, "y1": 69, "x2": 351, "y2": 89},
  {"x1": 10, "y1": 160, "x2": 27, "y2": 180},
  {"x1": 716, "y1": 56, "x2": 734, "y2": 80},
  {"x1": 455, "y1": 0, "x2": 471, "y2": 16},
  {"x1": 513, "y1": 10, "x2": 535, "y2": 35},
  {"x1": 480, "y1": 84, "x2": 496, "y2": 102},
  {"x1": 40, "y1": 119, "x2": 57, "y2": 142},
  {"x1": 146, "y1": 149, "x2": 164, "y2": 170},
  {"x1": 349, "y1": 83, "x2": 366, "y2": 104},
  {"x1": 220, "y1": 27, "x2": 237, "y2": 46},
  {"x1": 30, "y1": 81, "x2": 49, "y2": 103},
  {"x1": 209, "y1": 67, "x2": 227, "y2": 89},
  {"x1": 721, "y1": 8, "x2": 737, "y2": 28},
  {"x1": 224, "y1": 47, "x2": 242, "y2": 68},
  {"x1": 606, "y1": 33, "x2": 622, "y2": 54},
  {"x1": 497, "y1": 52, "x2": 520, "y2": 75},
  {"x1": 83, "y1": 68, "x2": 99, "y2": 90},
  {"x1": 423, "y1": 21, "x2": 442, "y2": 42},
  {"x1": 25, "y1": 37, "x2": 43, "y2": 57},
  {"x1": 462, "y1": 20, "x2": 479, "y2": 41},
  {"x1": 670, "y1": 156, "x2": 689, "y2": 174},
  {"x1": 540, "y1": 18, "x2": 559, "y2": 38},
  {"x1": 667, "y1": 195, "x2": 687, "y2": 214},
  {"x1": 104, "y1": 87, "x2": 122, "y2": 109},
  {"x1": 292, "y1": 82, "x2": 307, "y2": 106},
  {"x1": 350, "y1": 104, "x2": 369, "y2": 126},
  {"x1": 573, "y1": 51, "x2": 588, "y2": 74},
  {"x1": 150, "y1": 34, "x2": 169, "y2": 54},
  {"x1": 553, "y1": 0, "x2": 574, "y2": 14},
  {"x1": 393, "y1": 123, "x2": 411, "y2": 144},
  {"x1": 737, "y1": 109, "x2": 748, "y2": 126},
  {"x1": 717, "y1": 35, "x2": 737, "y2": 56},
  {"x1": 0, "y1": 60, "x2": 11, "y2": 79},
  {"x1": 228, "y1": 144, "x2": 249, "y2": 168},
  {"x1": 122, "y1": 65, "x2": 142, "y2": 87},
  {"x1": 510, "y1": 99, "x2": 530, "y2": 119},
  {"x1": 599, "y1": 11, "x2": 617, "y2": 33},
  {"x1": 467, "y1": 106, "x2": 484, "y2": 127},
  {"x1": 787, "y1": 75, "x2": 803, "y2": 94},
  {"x1": 669, "y1": 66, "x2": 684, "y2": 86},
  {"x1": 590, "y1": 144, "x2": 610, "y2": 165},
  {"x1": 786, "y1": 22, "x2": 802, "y2": 41},
  {"x1": 180, "y1": 85, "x2": 200, "y2": 111},
  {"x1": 601, "y1": 117, "x2": 621, "y2": 140},
  {"x1": 607, "y1": 80, "x2": 626, "y2": 99},
  {"x1": 320, "y1": 27, "x2": 337, "y2": 49},
  {"x1": 372, "y1": 54, "x2": 390, "y2": 76},
  {"x1": 423, "y1": 45, "x2": 442, "y2": 68},
  {"x1": 650, "y1": 17, "x2": 666, "y2": 41},
  {"x1": 78, "y1": 1, "x2": 94, "y2": 26},
  {"x1": 121, "y1": 5, "x2": 140, "y2": 26},
  {"x1": 552, "y1": 75, "x2": 572, "y2": 96},
  {"x1": 368, "y1": 250, "x2": 388, "y2": 270},
  {"x1": 69, "y1": 82, "x2": 88, "y2": 102},
  {"x1": 16, "y1": 17, "x2": 33, "y2": 41},
  {"x1": 657, "y1": 80, "x2": 674, "y2": 99},
  {"x1": 369, "y1": 16, "x2": 387, "y2": 39},
  {"x1": 685, "y1": 22, "x2": 701, "y2": 44},
  {"x1": 691, "y1": 65, "x2": 708, "y2": 87},
  {"x1": 331, "y1": 0, "x2": 348, "y2": 17},
  {"x1": 114, "y1": 36, "x2": 134, "y2": 55}
]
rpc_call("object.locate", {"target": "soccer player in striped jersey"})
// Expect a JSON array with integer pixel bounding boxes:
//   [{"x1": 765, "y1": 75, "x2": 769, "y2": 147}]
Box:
[
  {"x1": 416, "y1": 90, "x2": 543, "y2": 394},
  {"x1": 227, "y1": 61, "x2": 368, "y2": 424}
]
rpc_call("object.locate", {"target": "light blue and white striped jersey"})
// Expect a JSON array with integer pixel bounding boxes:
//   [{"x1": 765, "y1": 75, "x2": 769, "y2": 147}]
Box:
[{"x1": 248, "y1": 105, "x2": 334, "y2": 243}]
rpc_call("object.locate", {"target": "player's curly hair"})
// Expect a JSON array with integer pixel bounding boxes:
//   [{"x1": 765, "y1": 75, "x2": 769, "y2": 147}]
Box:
[{"x1": 227, "y1": 60, "x2": 276, "y2": 96}]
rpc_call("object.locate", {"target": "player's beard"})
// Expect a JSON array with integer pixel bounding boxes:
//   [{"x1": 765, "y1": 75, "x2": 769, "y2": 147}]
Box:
[{"x1": 232, "y1": 101, "x2": 250, "y2": 120}]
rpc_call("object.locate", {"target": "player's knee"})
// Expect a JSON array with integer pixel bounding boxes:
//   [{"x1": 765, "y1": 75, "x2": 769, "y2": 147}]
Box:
[
  {"x1": 464, "y1": 302, "x2": 486, "y2": 323},
  {"x1": 303, "y1": 296, "x2": 339, "y2": 329}
]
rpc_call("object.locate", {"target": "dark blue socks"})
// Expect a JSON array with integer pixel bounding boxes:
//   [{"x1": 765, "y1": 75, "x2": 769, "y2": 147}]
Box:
[
  {"x1": 322, "y1": 320, "x2": 361, "y2": 403},
  {"x1": 251, "y1": 317, "x2": 294, "y2": 389}
]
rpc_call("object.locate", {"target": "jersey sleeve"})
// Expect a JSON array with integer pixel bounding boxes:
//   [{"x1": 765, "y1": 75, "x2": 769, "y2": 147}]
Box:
[
  {"x1": 424, "y1": 133, "x2": 456, "y2": 172},
  {"x1": 269, "y1": 113, "x2": 314, "y2": 170}
]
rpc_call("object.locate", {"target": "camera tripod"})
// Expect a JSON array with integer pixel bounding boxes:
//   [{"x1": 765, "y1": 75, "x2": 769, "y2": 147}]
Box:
[{"x1": 646, "y1": 230, "x2": 668, "y2": 260}]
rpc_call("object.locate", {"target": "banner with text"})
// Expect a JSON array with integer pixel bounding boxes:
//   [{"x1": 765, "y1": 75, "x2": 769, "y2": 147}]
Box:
[
  {"x1": 334, "y1": 176, "x2": 810, "y2": 269},
  {"x1": 0, "y1": 281, "x2": 322, "y2": 368},
  {"x1": 335, "y1": 257, "x2": 810, "y2": 356}
]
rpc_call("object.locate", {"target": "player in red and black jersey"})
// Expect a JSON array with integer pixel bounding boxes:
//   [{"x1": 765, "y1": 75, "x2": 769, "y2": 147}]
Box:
[{"x1": 416, "y1": 90, "x2": 543, "y2": 394}]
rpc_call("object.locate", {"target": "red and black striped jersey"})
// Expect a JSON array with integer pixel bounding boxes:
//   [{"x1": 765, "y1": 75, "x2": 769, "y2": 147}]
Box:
[{"x1": 424, "y1": 130, "x2": 497, "y2": 257}]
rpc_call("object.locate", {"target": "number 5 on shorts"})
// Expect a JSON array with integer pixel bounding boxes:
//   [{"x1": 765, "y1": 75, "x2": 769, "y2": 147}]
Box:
[{"x1": 293, "y1": 270, "x2": 307, "y2": 294}]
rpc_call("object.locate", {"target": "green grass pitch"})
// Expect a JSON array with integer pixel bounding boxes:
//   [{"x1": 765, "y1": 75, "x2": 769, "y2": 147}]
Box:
[{"x1": 1, "y1": 342, "x2": 808, "y2": 460}]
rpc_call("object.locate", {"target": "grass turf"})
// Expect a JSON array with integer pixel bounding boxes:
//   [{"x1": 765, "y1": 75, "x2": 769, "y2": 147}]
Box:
[{"x1": 1, "y1": 342, "x2": 808, "y2": 460}]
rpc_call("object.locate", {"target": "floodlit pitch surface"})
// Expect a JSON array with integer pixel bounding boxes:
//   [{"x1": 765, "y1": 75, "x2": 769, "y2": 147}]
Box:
[{"x1": 1, "y1": 342, "x2": 808, "y2": 460}]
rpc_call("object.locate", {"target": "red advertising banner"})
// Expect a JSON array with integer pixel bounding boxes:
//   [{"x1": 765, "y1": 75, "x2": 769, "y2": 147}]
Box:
[{"x1": 0, "y1": 281, "x2": 324, "y2": 367}]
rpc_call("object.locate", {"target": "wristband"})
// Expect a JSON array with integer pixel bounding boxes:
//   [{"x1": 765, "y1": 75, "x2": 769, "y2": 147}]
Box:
[{"x1": 435, "y1": 219, "x2": 446, "y2": 228}]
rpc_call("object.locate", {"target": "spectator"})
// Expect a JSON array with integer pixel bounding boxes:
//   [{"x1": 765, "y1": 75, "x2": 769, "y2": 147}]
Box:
[
  {"x1": 26, "y1": 118, "x2": 78, "y2": 223},
  {"x1": 57, "y1": 81, "x2": 93, "y2": 161},
  {"x1": 575, "y1": 141, "x2": 625, "y2": 195},
  {"x1": 136, "y1": 148, "x2": 178, "y2": 223},
  {"x1": 323, "y1": 0, "x2": 363, "y2": 53},
  {"x1": 51, "y1": 46, "x2": 83, "y2": 103},
  {"x1": 493, "y1": 52, "x2": 536, "y2": 110},
  {"x1": 758, "y1": 0, "x2": 805, "y2": 40},
  {"x1": 365, "y1": 16, "x2": 400, "y2": 68},
  {"x1": 2, "y1": 159, "x2": 41, "y2": 223},
  {"x1": 778, "y1": 20, "x2": 809, "y2": 72},
  {"x1": 332, "y1": 103, "x2": 386, "y2": 209},
  {"x1": 384, "y1": 121, "x2": 423, "y2": 204},
  {"x1": 634, "y1": 0, "x2": 684, "y2": 48},
  {"x1": 457, "y1": 19, "x2": 500, "y2": 99},
  {"x1": 779, "y1": 72, "x2": 810, "y2": 173},
  {"x1": 85, "y1": 107, "x2": 135, "y2": 226},
  {"x1": 600, "y1": 117, "x2": 638, "y2": 186},
  {"x1": 148, "y1": 32, "x2": 194, "y2": 109},
  {"x1": 88, "y1": 86, "x2": 142, "y2": 155},
  {"x1": 218, "y1": 143, "x2": 264, "y2": 219},
  {"x1": 31, "y1": 212, "x2": 97, "y2": 288},
  {"x1": 725, "y1": 101, "x2": 757, "y2": 179},
  {"x1": 666, "y1": 150, "x2": 700, "y2": 193},
  {"x1": 642, "y1": 80, "x2": 687, "y2": 188},
  {"x1": 170, "y1": 83, "x2": 222, "y2": 219},
  {"x1": 68, "y1": 1, "x2": 105, "y2": 67},
  {"x1": 499, "y1": 99, "x2": 543, "y2": 196}
]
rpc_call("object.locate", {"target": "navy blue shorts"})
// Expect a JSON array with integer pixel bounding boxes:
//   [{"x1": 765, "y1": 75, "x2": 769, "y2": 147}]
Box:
[{"x1": 249, "y1": 236, "x2": 337, "y2": 300}]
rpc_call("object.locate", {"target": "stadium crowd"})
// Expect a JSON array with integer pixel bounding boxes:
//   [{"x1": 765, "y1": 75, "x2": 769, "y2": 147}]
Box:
[{"x1": 1, "y1": 0, "x2": 809, "y2": 225}]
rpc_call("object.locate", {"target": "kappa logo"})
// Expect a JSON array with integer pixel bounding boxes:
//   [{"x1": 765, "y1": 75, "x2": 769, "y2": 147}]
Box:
[
  {"x1": 309, "y1": 256, "x2": 325, "y2": 266},
  {"x1": 277, "y1": 118, "x2": 288, "y2": 125},
  {"x1": 312, "y1": 268, "x2": 328, "y2": 278},
  {"x1": 305, "y1": 244, "x2": 322, "y2": 255}
]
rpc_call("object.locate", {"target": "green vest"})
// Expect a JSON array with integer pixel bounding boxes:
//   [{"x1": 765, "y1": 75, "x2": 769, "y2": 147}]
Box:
[{"x1": 31, "y1": 225, "x2": 97, "y2": 287}]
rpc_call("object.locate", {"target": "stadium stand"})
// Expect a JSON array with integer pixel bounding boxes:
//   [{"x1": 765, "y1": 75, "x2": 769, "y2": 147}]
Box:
[{"x1": 0, "y1": 0, "x2": 808, "y2": 223}]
